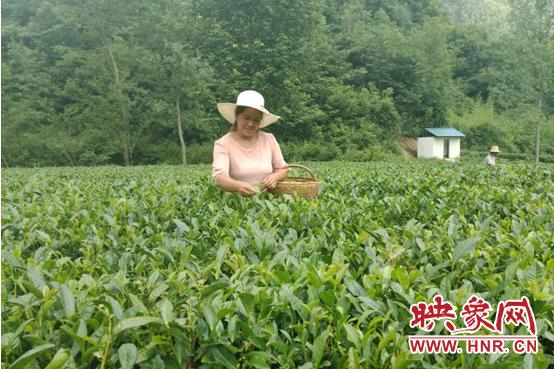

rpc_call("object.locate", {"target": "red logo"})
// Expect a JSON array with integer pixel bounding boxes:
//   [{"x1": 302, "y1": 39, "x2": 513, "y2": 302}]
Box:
[{"x1": 408, "y1": 295, "x2": 538, "y2": 354}]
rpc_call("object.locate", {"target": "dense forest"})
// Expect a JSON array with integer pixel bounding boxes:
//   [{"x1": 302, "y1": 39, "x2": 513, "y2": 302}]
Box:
[{"x1": 2, "y1": 0, "x2": 553, "y2": 166}]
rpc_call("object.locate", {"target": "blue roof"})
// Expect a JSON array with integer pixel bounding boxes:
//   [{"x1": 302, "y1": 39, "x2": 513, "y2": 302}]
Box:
[{"x1": 424, "y1": 128, "x2": 465, "y2": 137}]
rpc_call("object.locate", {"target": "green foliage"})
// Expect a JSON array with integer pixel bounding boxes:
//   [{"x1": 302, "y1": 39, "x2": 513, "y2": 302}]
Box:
[
  {"x1": 449, "y1": 99, "x2": 554, "y2": 155},
  {"x1": 2, "y1": 161, "x2": 554, "y2": 368},
  {"x1": 187, "y1": 144, "x2": 214, "y2": 165},
  {"x1": 340, "y1": 144, "x2": 390, "y2": 162},
  {"x1": 440, "y1": 0, "x2": 511, "y2": 35},
  {"x1": 462, "y1": 150, "x2": 554, "y2": 163},
  {"x1": 448, "y1": 99, "x2": 517, "y2": 152},
  {"x1": 281, "y1": 140, "x2": 341, "y2": 162},
  {"x1": 1, "y1": 0, "x2": 553, "y2": 166}
]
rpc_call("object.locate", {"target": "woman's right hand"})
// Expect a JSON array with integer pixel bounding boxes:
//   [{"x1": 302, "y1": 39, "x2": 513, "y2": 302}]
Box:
[
  {"x1": 237, "y1": 182, "x2": 258, "y2": 196},
  {"x1": 214, "y1": 174, "x2": 258, "y2": 196}
]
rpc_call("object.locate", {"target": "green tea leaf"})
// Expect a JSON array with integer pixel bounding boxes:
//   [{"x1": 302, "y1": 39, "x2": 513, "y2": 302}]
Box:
[
  {"x1": 202, "y1": 305, "x2": 218, "y2": 331},
  {"x1": 113, "y1": 317, "x2": 162, "y2": 336},
  {"x1": 343, "y1": 323, "x2": 361, "y2": 348},
  {"x1": 149, "y1": 283, "x2": 168, "y2": 302},
  {"x1": 106, "y1": 296, "x2": 123, "y2": 319},
  {"x1": 246, "y1": 352, "x2": 270, "y2": 369},
  {"x1": 159, "y1": 299, "x2": 174, "y2": 325},
  {"x1": 201, "y1": 279, "x2": 230, "y2": 299},
  {"x1": 118, "y1": 343, "x2": 138, "y2": 369},
  {"x1": 312, "y1": 330, "x2": 329, "y2": 367},
  {"x1": 44, "y1": 349, "x2": 69, "y2": 369},
  {"x1": 207, "y1": 345, "x2": 238, "y2": 369},
  {"x1": 59, "y1": 284, "x2": 75, "y2": 318},
  {"x1": 453, "y1": 237, "x2": 479, "y2": 260},
  {"x1": 27, "y1": 264, "x2": 46, "y2": 289},
  {"x1": 8, "y1": 343, "x2": 55, "y2": 369},
  {"x1": 173, "y1": 219, "x2": 190, "y2": 232}
]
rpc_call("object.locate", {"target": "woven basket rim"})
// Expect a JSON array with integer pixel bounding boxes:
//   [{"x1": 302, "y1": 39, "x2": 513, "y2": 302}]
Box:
[
  {"x1": 278, "y1": 177, "x2": 319, "y2": 183},
  {"x1": 271, "y1": 164, "x2": 320, "y2": 198}
]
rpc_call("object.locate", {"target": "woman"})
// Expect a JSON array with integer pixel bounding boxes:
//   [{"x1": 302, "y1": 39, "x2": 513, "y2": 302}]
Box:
[
  {"x1": 484, "y1": 145, "x2": 500, "y2": 166},
  {"x1": 212, "y1": 90, "x2": 289, "y2": 196}
]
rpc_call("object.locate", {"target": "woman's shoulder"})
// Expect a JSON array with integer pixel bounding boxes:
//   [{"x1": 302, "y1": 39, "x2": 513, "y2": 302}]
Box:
[
  {"x1": 259, "y1": 131, "x2": 277, "y2": 142},
  {"x1": 215, "y1": 133, "x2": 233, "y2": 146}
]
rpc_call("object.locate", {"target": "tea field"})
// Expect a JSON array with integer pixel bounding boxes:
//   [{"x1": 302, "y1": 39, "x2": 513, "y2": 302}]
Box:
[{"x1": 2, "y1": 161, "x2": 553, "y2": 369}]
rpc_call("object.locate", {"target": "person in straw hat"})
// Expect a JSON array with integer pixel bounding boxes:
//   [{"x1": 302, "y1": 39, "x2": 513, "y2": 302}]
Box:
[
  {"x1": 212, "y1": 90, "x2": 289, "y2": 196},
  {"x1": 484, "y1": 145, "x2": 500, "y2": 166}
]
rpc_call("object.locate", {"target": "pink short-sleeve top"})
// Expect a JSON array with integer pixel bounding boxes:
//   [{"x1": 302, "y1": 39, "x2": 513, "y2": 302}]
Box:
[{"x1": 212, "y1": 131, "x2": 287, "y2": 186}]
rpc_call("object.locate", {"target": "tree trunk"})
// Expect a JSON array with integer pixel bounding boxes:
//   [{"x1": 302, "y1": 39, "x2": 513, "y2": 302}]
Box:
[
  {"x1": 63, "y1": 150, "x2": 74, "y2": 167},
  {"x1": 536, "y1": 90, "x2": 543, "y2": 163},
  {"x1": 176, "y1": 96, "x2": 187, "y2": 165},
  {"x1": 105, "y1": 38, "x2": 132, "y2": 166},
  {"x1": 535, "y1": 124, "x2": 540, "y2": 163},
  {"x1": 536, "y1": 44, "x2": 544, "y2": 163}
]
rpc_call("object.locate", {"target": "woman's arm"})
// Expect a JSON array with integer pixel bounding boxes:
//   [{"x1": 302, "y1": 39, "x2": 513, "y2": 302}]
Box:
[
  {"x1": 263, "y1": 133, "x2": 289, "y2": 189},
  {"x1": 215, "y1": 173, "x2": 258, "y2": 196},
  {"x1": 213, "y1": 140, "x2": 256, "y2": 196}
]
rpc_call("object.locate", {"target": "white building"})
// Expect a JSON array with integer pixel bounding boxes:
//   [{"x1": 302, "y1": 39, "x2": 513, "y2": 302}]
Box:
[{"x1": 417, "y1": 128, "x2": 465, "y2": 160}]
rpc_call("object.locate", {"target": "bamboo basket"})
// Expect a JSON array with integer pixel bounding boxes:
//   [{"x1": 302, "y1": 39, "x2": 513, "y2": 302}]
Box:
[{"x1": 270, "y1": 164, "x2": 320, "y2": 198}]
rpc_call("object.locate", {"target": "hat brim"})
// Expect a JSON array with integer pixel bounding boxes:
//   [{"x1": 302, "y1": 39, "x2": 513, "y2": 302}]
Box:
[{"x1": 217, "y1": 103, "x2": 280, "y2": 128}]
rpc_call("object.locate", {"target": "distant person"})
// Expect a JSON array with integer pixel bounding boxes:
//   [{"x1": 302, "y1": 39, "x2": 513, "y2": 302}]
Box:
[
  {"x1": 212, "y1": 90, "x2": 289, "y2": 196},
  {"x1": 484, "y1": 146, "x2": 500, "y2": 166}
]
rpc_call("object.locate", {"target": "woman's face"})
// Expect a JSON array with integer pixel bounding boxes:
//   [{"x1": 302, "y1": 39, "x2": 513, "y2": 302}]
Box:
[{"x1": 236, "y1": 107, "x2": 263, "y2": 138}]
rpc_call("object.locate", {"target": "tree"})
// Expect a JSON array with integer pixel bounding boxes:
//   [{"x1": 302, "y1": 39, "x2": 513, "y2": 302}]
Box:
[
  {"x1": 440, "y1": 0, "x2": 511, "y2": 36},
  {"x1": 136, "y1": 0, "x2": 215, "y2": 165},
  {"x1": 192, "y1": 0, "x2": 338, "y2": 141},
  {"x1": 507, "y1": 0, "x2": 554, "y2": 161},
  {"x1": 76, "y1": 0, "x2": 146, "y2": 165}
]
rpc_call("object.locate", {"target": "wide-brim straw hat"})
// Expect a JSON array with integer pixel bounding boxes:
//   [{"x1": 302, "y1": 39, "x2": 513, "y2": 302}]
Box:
[
  {"x1": 489, "y1": 145, "x2": 500, "y2": 153},
  {"x1": 217, "y1": 90, "x2": 280, "y2": 128}
]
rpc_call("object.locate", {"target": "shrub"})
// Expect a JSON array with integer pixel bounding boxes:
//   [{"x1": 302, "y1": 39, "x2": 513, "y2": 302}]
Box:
[
  {"x1": 281, "y1": 140, "x2": 340, "y2": 162},
  {"x1": 340, "y1": 144, "x2": 388, "y2": 161},
  {"x1": 187, "y1": 143, "x2": 213, "y2": 164}
]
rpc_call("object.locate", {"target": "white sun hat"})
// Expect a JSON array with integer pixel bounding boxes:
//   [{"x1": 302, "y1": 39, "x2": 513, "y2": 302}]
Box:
[{"x1": 217, "y1": 90, "x2": 280, "y2": 128}]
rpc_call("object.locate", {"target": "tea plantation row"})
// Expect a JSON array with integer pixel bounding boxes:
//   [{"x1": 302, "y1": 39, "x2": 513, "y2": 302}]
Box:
[{"x1": 2, "y1": 161, "x2": 553, "y2": 368}]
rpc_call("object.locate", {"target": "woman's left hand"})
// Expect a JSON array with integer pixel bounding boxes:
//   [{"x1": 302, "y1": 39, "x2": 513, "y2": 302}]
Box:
[{"x1": 261, "y1": 174, "x2": 279, "y2": 189}]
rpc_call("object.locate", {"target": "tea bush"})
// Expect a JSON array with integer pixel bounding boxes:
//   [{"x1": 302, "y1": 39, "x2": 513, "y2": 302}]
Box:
[{"x1": 2, "y1": 161, "x2": 553, "y2": 368}]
